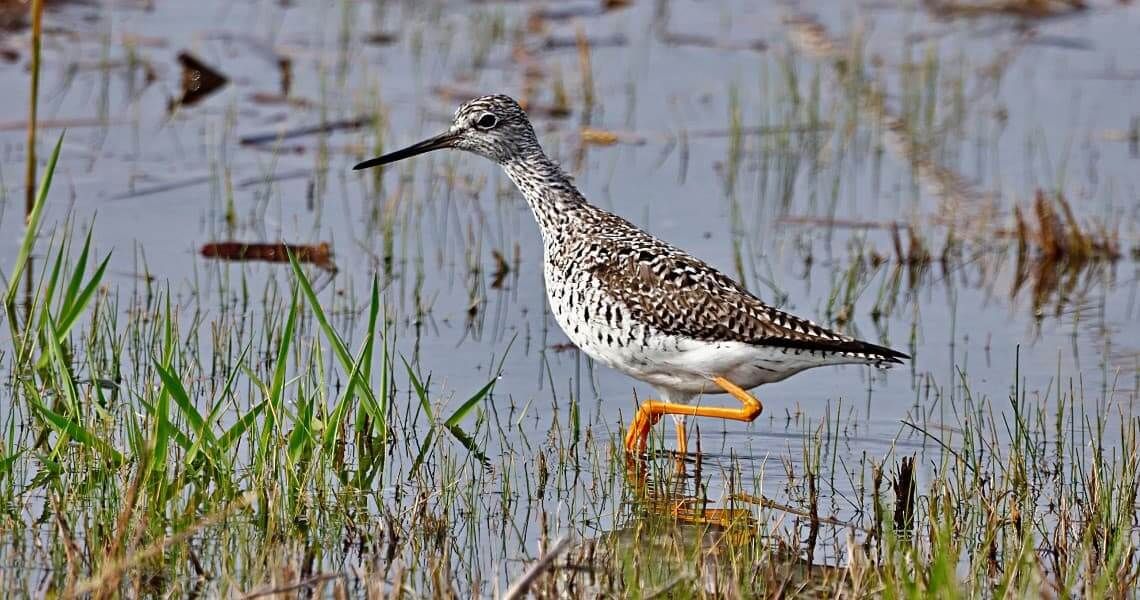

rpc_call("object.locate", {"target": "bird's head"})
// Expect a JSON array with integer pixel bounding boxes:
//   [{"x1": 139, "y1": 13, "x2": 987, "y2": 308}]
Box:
[{"x1": 353, "y1": 94, "x2": 538, "y2": 170}]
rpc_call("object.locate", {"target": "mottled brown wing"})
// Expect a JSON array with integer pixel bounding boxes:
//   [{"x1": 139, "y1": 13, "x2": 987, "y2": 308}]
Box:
[{"x1": 586, "y1": 237, "x2": 907, "y2": 362}]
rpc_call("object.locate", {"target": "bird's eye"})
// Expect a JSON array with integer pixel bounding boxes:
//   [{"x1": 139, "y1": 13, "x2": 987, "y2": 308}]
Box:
[{"x1": 475, "y1": 113, "x2": 498, "y2": 129}]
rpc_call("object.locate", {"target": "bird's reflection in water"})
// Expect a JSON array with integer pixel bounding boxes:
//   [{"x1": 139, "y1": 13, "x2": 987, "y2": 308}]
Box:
[
  {"x1": 547, "y1": 451, "x2": 851, "y2": 597},
  {"x1": 625, "y1": 450, "x2": 758, "y2": 540}
]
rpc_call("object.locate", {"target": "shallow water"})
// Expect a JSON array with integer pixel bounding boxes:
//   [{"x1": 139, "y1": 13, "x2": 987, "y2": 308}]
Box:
[{"x1": 1, "y1": 0, "x2": 1138, "y2": 594}]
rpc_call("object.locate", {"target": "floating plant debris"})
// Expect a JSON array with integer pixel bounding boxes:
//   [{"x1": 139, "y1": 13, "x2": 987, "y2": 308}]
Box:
[
  {"x1": 171, "y1": 51, "x2": 228, "y2": 109},
  {"x1": 924, "y1": 0, "x2": 1086, "y2": 19},
  {"x1": 364, "y1": 31, "x2": 399, "y2": 45},
  {"x1": 200, "y1": 241, "x2": 336, "y2": 272},
  {"x1": 579, "y1": 127, "x2": 647, "y2": 146},
  {"x1": 490, "y1": 249, "x2": 511, "y2": 289}
]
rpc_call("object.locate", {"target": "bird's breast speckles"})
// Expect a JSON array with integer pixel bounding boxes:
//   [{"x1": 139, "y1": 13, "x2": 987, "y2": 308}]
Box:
[{"x1": 543, "y1": 239, "x2": 647, "y2": 371}]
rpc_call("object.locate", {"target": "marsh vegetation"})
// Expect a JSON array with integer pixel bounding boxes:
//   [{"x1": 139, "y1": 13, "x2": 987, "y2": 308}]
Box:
[{"x1": 0, "y1": 0, "x2": 1137, "y2": 597}]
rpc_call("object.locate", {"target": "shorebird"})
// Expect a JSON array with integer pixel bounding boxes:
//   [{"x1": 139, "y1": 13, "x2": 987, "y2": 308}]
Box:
[{"x1": 354, "y1": 94, "x2": 908, "y2": 453}]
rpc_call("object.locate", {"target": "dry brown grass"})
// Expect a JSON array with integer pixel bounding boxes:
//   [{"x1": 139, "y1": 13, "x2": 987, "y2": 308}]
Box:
[{"x1": 1014, "y1": 190, "x2": 1121, "y2": 262}]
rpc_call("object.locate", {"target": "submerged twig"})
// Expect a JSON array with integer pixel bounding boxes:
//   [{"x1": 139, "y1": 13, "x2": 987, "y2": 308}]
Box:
[{"x1": 240, "y1": 116, "x2": 370, "y2": 146}]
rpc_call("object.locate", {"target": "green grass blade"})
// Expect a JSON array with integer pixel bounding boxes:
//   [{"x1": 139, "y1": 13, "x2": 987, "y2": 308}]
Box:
[
  {"x1": 56, "y1": 252, "x2": 110, "y2": 336},
  {"x1": 260, "y1": 287, "x2": 298, "y2": 461},
  {"x1": 445, "y1": 335, "x2": 512, "y2": 428},
  {"x1": 318, "y1": 336, "x2": 379, "y2": 462},
  {"x1": 445, "y1": 424, "x2": 489, "y2": 467},
  {"x1": 402, "y1": 357, "x2": 495, "y2": 469},
  {"x1": 5, "y1": 131, "x2": 63, "y2": 309},
  {"x1": 137, "y1": 396, "x2": 193, "y2": 452},
  {"x1": 152, "y1": 360, "x2": 208, "y2": 437},
  {"x1": 349, "y1": 338, "x2": 385, "y2": 433},
  {"x1": 444, "y1": 376, "x2": 497, "y2": 428},
  {"x1": 288, "y1": 253, "x2": 377, "y2": 408},
  {"x1": 269, "y1": 288, "x2": 298, "y2": 414},
  {"x1": 42, "y1": 316, "x2": 80, "y2": 415},
  {"x1": 287, "y1": 396, "x2": 315, "y2": 466},
  {"x1": 318, "y1": 342, "x2": 373, "y2": 455},
  {"x1": 271, "y1": 289, "x2": 298, "y2": 399},
  {"x1": 152, "y1": 359, "x2": 224, "y2": 472},
  {"x1": 320, "y1": 389, "x2": 351, "y2": 454},
  {"x1": 148, "y1": 388, "x2": 170, "y2": 477},
  {"x1": 364, "y1": 276, "x2": 388, "y2": 448},
  {"x1": 59, "y1": 225, "x2": 93, "y2": 319},
  {"x1": 409, "y1": 429, "x2": 436, "y2": 477},
  {"x1": 218, "y1": 400, "x2": 267, "y2": 453},
  {"x1": 205, "y1": 343, "x2": 250, "y2": 429},
  {"x1": 403, "y1": 358, "x2": 434, "y2": 419},
  {"x1": 31, "y1": 398, "x2": 123, "y2": 465},
  {"x1": 291, "y1": 252, "x2": 384, "y2": 455},
  {"x1": 37, "y1": 234, "x2": 66, "y2": 335},
  {"x1": 147, "y1": 297, "x2": 175, "y2": 481},
  {"x1": 0, "y1": 450, "x2": 24, "y2": 483},
  {"x1": 32, "y1": 249, "x2": 111, "y2": 373}
]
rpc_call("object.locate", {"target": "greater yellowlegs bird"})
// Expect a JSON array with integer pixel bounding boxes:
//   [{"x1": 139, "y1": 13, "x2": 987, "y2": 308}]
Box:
[{"x1": 354, "y1": 95, "x2": 908, "y2": 453}]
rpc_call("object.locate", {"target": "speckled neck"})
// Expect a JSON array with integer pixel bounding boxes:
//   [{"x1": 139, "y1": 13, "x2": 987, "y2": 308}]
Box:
[{"x1": 501, "y1": 149, "x2": 586, "y2": 233}]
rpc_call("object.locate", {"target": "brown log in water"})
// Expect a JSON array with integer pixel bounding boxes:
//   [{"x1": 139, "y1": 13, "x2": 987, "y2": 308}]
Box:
[{"x1": 200, "y1": 241, "x2": 335, "y2": 271}]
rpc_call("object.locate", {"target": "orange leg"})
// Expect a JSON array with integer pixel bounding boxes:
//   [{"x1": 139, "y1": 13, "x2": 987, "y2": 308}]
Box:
[{"x1": 622, "y1": 377, "x2": 764, "y2": 453}]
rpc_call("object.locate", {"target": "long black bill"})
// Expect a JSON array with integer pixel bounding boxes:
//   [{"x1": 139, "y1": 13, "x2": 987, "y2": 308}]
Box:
[{"x1": 352, "y1": 131, "x2": 456, "y2": 170}]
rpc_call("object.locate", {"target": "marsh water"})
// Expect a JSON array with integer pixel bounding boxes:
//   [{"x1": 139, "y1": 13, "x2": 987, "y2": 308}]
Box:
[{"x1": 1, "y1": 0, "x2": 1138, "y2": 595}]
